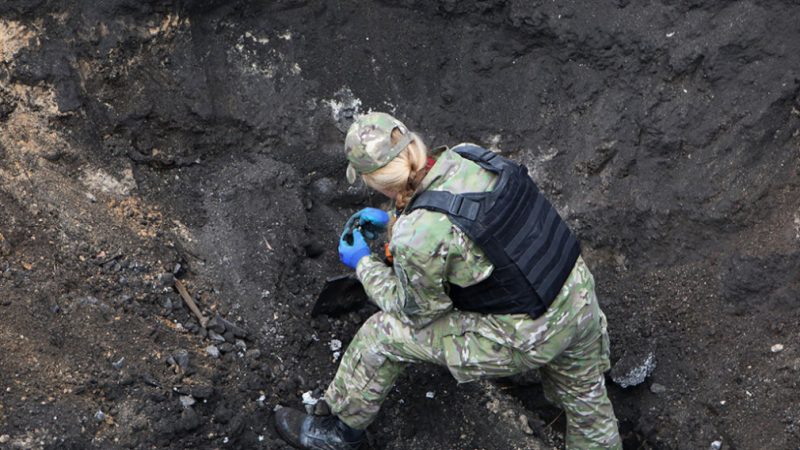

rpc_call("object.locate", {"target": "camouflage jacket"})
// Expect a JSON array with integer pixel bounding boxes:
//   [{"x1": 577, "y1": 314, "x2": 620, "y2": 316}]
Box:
[{"x1": 355, "y1": 144, "x2": 499, "y2": 328}]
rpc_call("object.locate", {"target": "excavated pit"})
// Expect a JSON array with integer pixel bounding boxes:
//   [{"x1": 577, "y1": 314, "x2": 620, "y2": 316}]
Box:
[{"x1": 0, "y1": 1, "x2": 798, "y2": 449}]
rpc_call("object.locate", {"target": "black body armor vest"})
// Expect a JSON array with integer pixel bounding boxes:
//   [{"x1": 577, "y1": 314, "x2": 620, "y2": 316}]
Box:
[{"x1": 406, "y1": 145, "x2": 581, "y2": 319}]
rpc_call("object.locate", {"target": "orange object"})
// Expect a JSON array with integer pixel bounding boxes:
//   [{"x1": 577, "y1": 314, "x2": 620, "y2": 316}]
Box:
[{"x1": 384, "y1": 243, "x2": 393, "y2": 264}]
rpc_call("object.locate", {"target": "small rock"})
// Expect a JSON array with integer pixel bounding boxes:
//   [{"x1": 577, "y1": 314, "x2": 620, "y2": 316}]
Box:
[
  {"x1": 611, "y1": 351, "x2": 657, "y2": 388},
  {"x1": 235, "y1": 339, "x2": 247, "y2": 351},
  {"x1": 94, "y1": 410, "x2": 105, "y2": 423},
  {"x1": 192, "y1": 385, "x2": 213, "y2": 399},
  {"x1": 208, "y1": 330, "x2": 226, "y2": 342},
  {"x1": 218, "y1": 343, "x2": 236, "y2": 354},
  {"x1": 0, "y1": 233, "x2": 11, "y2": 256},
  {"x1": 226, "y1": 414, "x2": 246, "y2": 437},
  {"x1": 245, "y1": 349, "x2": 261, "y2": 360},
  {"x1": 650, "y1": 383, "x2": 667, "y2": 394},
  {"x1": 206, "y1": 346, "x2": 220, "y2": 359},
  {"x1": 771, "y1": 343, "x2": 784, "y2": 353},
  {"x1": 50, "y1": 304, "x2": 60, "y2": 314},
  {"x1": 180, "y1": 395, "x2": 196, "y2": 408},
  {"x1": 223, "y1": 331, "x2": 236, "y2": 343},
  {"x1": 178, "y1": 407, "x2": 201, "y2": 431},
  {"x1": 519, "y1": 415, "x2": 534, "y2": 435},
  {"x1": 206, "y1": 316, "x2": 226, "y2": 334},
  {"x1": 0, "y1": 435, "x2": 10, "y2": 444},
  {"x1": 174, "y1": 349, "x2": 190, "y2": 368},
  {"x1": 141, "y1": 375, "x2": 160, "y2": 387}
]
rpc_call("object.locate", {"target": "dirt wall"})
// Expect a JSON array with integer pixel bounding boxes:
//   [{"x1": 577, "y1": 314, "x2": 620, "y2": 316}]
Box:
[{"x1": 0, "y1": 1, "x2": 798, "y2": 449}]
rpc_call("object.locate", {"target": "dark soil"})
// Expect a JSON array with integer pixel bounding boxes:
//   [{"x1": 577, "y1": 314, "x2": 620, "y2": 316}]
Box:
[{"x1": 1, "y1": 1, "x2": 799, "y2": 449}]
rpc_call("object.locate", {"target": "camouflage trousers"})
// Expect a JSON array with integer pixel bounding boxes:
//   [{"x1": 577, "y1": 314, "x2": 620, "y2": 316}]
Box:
[{"x1": 325, "y1": 258, "x2": 621, "y2": 450}]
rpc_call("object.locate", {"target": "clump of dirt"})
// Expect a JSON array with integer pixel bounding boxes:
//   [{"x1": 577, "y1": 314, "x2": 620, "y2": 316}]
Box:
[{"x1": 1, "y1": 1, "x2": 799, "y2": 449}]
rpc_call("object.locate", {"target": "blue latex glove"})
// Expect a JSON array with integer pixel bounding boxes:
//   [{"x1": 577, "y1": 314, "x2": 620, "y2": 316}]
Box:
[
  {"x1": 344, "y1": 207, "x2": 390, "y2": 240},
  {"x1": 339, "y1": 229, "x2": 371, "y2": 269}
]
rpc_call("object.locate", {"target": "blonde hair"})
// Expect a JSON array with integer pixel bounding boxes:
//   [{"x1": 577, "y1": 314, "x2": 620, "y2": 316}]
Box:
[{"x1": 361, "y1": 129, "x2": 428, "y2": 237}]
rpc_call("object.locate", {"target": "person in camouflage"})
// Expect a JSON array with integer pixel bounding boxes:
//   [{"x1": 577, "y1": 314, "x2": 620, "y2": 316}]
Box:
[{"x1": 275, "y1": 112, "x2": 621, "y2": 450}]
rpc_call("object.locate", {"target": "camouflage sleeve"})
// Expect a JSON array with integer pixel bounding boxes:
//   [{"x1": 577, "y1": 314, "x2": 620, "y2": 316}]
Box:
[{"x1": 355, "y1": 242, "x2": 454, "y2": 329}]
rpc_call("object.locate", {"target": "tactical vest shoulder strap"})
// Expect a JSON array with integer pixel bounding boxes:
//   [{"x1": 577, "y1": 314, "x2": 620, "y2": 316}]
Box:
[
  {"x1": 406, "y1": 145, "x2": 499, "y2": 220},
  {"x1": 452, "y1": 144, "x2": 505, "y2": 172},
  {"x1": 409, "y1": 191, "x2": 480, "y2": 220}
]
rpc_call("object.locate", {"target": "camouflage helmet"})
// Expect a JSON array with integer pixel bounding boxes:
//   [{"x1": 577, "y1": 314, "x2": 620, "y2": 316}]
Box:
[{"x1": 344, "y1": 112, "x2": 414, "y2": 184}]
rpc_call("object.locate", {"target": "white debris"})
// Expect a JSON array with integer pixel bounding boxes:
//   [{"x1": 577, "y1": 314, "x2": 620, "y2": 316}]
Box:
[
  {"x1": 81, "y1": 168, "x2": 137, "y2": 196},
  {"x1": 612, "y1": 352, "x2": 657, "y2": 388},
  {"x1": 426, "y1": 392, "x2": 435, "y2": 399},
  {"x1": 302, "y1": 391, "x2": 320, "y2": 406},
  {"x1": 666, "y1": 32, "x2": 675, "y2": 38},
  {"x1": 180, "y1": 395, "x2": 196, "y2": 408},
  {"x1": 322, "y1": 87, "x2": 363, "y2": 132},
  {"x1": 771, "y1": 343, "x2": 784, "y2": 353},
  {"x1": 329, "y1": 340, "x2": 342, "y2": 351},
  {"x1": 710, "y1": 440, "x2": 722, "y2": 450}
]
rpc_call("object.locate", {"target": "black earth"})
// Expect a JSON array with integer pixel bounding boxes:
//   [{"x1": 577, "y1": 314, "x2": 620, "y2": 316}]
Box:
[{"x1": 0, "y1": 1, "x2": 798, "y2": 450}]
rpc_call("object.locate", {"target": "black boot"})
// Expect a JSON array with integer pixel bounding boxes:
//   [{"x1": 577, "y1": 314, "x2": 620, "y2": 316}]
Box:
[{"x1": 275, "y1": 407, "x2": 364, "y2": 450}]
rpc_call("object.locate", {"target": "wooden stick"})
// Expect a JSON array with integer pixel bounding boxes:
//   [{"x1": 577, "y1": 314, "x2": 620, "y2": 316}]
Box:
[
  {"x1": 543, "y1": 410, "x2": 563, "y2": 431},
  {"x1": 174, "y1": 279, "x2": 205, "y2": 328}
]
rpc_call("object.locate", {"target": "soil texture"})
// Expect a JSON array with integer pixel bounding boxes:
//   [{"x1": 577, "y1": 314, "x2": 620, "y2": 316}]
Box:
[{"x1": 0, "y1": 1, "x2": 799, "y2": 449}]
